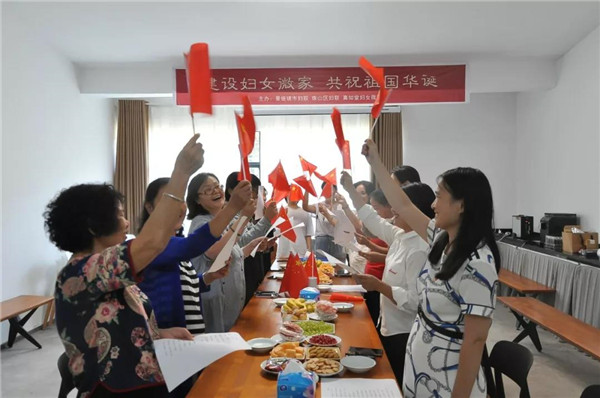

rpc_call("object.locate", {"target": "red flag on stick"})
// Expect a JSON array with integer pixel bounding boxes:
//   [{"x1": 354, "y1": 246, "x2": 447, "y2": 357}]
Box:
[
  {"x1": 299, "y1": 155, "x2": 318, "y2": 176},
  {"x1": 293, "y1": 175, "x2": 317, "y2": 197},
  {"x1": 321, "y1": 183, "x2": 334, "y2": 199},
  {"x1": 314, "y1": 168, "x2": 337, "y2": 186},
  {"x1": 305, "y1": 252, "x2": 320, "y2": 283},
  {"x1": 331, "y1": 108, "x2": 352, "y2": 169},
  {"x1": 268, "y1": 161, "x2": 291, "y2": 203},
  {"x1": 279, "y1": 253, "x2": 308, "y2": 298},
  {"x1": 273, "y1": 206, "x2": 297, "y2": 243},
  {"x1": 186, "y1": 43, "x2": 212, "y2": 116},
  {"x1": 359, "y1": 56, "x2": 390, "y2": 120},
  {"x1": 288, "y1": 184, "x2": 304, "y2": 202},
  {"x1": 235, "y1": 96, "x2": 256, "y2": 181}
]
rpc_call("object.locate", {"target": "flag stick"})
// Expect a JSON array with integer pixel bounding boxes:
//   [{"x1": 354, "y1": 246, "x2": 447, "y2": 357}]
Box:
[{"x1": 191, "y1": 113, "x2": 197, "y2": 136}]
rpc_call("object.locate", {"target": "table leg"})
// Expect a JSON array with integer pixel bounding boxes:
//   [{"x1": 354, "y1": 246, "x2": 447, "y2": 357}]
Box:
[
  {"x1": 6, "y1": 308, "x2": 42, "y2": 349},
  {"x1": 509, "y1": 309, "x2": 542, "y2": 352}
]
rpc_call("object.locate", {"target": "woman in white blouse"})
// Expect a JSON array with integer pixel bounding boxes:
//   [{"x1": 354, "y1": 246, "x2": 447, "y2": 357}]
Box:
[{"x1": 340, "y1": 172, "x2": 435, "y2": 386}]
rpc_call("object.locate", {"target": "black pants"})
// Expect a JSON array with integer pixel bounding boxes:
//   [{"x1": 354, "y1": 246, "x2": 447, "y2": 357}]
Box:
[
  {"x1": 364, "y1": 290, "x2": 381, "y2": 326},
  {"x1": 380, "y1": 332, "x2": 410, "y2": 387}
]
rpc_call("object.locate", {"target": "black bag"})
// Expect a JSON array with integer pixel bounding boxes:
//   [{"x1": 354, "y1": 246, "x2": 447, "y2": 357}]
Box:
[{"x1": 417, "y1": 306, "x2": 496, "y2": 398}]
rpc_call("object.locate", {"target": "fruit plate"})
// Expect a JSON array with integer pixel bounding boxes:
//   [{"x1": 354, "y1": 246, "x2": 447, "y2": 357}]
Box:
[
  {"x1": 260, "y1": 358, "x2": 289, "y2": 375},
  {"x1": 304, "y1": 334, "x2": 342, "y2": 347},
  {"x1": 303, "y1": 358, "x2": 344, "y2": 377},
  {"x1": 308, "y1": 312, "x2": 338, "y2": 322},
  {"x1": 294, "y1": 320, "x2": 335, "y2": 336}
]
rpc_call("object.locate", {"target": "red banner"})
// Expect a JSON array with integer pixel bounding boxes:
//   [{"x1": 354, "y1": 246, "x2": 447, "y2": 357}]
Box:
[{"x1": 175, "y1": 65, "x2": 465, "y2": 106}]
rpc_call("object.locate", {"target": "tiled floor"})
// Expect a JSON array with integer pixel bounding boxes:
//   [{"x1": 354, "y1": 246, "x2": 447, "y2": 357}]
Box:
[{"x1": 1, "y1": 304, "x2": 599, "y2": 397}]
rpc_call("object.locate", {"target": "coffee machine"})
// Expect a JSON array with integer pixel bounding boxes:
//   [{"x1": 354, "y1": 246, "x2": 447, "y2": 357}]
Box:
[{"x1": 512, "y1": 215, "x2": 533, "y2": 240}]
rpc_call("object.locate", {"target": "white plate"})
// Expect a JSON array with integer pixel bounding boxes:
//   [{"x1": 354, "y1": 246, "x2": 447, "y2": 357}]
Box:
[
  {"x1": 303, "y1": 359, "x2": 344, "y2": 377},
  {"x1": 332, "y1": 302, "x2": 354, "y2": 312},
  {"x1": 317, "y1": 284, "x2": 332, "y2": 292},
  {"x1": 304, "y1": 334, "x2": 342, "y2": 347},
  {"x1": 340, "y1": 355, "x2": 376, "y2": 373},
  {"x1": 247, "y1": 338, "x2": 276, "y2": 354},
  {"x1": 273, "y1": 298, "x2": 288, "y2": 307},
  {"x1": 308, "y1": 312, "x2": 338, "y2": 322},
  {"x1": 270, "y1": 334, "x2": 304, "y2": 344},
  {"x1": 260, "y1": 358, "x2": 289, "y2": 375}
]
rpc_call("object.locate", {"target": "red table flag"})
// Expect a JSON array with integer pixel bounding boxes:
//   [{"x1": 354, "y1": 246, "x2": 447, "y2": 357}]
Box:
[
  {"x1": 268, "y1": 161, "x2": 291, "y2": 203},
  {"x1": 359, "y1": 56, "x2": 390, "y2": 119},
  {"x1": 299, "y1": 155, "x2": 318, "y2": 176},
  {"x1": 186, "y1": 43, "x2": 212, "y2": 115},
  {"x1": 288, "y1": 184, "x2": 304, "y2": 202},
  {"x1": 279, "y1": 254, "x2": 308, "y2": 298},
  {"x1": 315, "y1": 168, "x2": 337, "y2": 186},
  {"x1": 293, "y1": 175, "x2": 317, "y2": 197},
  {"x1": 305, "y1": 252, "x2": 320, "y2": 283},
  {"x1": 273, "y1": 206, "x2": 297, "y2": 243},
  {"x1": 331, "y1": 108, "x2": 352, "y2": 169}
]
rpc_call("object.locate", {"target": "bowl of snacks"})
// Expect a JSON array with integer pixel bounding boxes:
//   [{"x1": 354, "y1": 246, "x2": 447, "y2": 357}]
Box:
[
  {"x1": 261, "y1": 357, "x2": 289, "y2": 375},
  {"x1": 315, "y1": 300, "x2": 337, "y2": 321},
  {"x1": 247, "y1": 337, "x2": 277, "y2": 354},
  {"x1": 340, "y1": 355, "x2": 376, "y2": 373},
  {"x1": 304, "y1": 358, "x2": 344, "y2": 377},
  {"x1": 270, "y1": 341, "x2": 305, "y2": 360},
  {"x1": 281, "y1": 298, "x2": 309, "y2": 321},
  {"x1": 279, "y1": 321, "x2": 305, "y2": 342},
  {"x1": 306, "y1": 346, "x2": 341, "y2": 360},
  {"x1": 305, "y1": 334, "x2": 341, "y2": 347}
]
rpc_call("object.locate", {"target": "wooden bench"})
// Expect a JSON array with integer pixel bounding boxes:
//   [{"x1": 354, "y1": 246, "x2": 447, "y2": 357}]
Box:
[
  {"x1": 0, "y1": 295, "x2": 55, "y2": 349},
  {"x1": 498, "y1": 296, "x2": 600, "y2": 360},
  {"x1": 498, "y1": 268, "x2": 556, "y2": 296}
]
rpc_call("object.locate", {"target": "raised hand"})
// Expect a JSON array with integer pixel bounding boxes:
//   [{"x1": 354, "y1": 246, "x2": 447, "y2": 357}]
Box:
[
  {"x1": 229, "y1": 180, "x2": 252, "y2": 211},
  {"x1": 340, "y1": 171, "x2": 355, "y2": 193},
  {"x1": 354, "y1": 232, "x2": 370, "y2": 246},
  {"x1": 241, "y1": 198, "x2": 257, "y2": 217},
  {"x1": 352, "y1": 273, "x2": 381, "y2": 292},
  {"x1": 264, "y1": 200, "x2": 278, "y2": 221},
  {"x1": 174, "y1": 134, "x2": 205, "y2": 176},
  {"x1": 361, "y1": 139, "x2": 380, "y2": 165}
]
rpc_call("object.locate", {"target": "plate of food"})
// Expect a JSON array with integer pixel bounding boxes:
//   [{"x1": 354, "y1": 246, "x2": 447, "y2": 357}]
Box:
[
  {"x1": 294, "y1": 320, "x2": 335, "y2": 336},
  {"x1": 278, "y1": 321, "x2": 305, "y2": 341},
  {"x1": 270, "y1": 341, "x2": 305, "y2": 360},
  {"x1": 306, "y1": 346, "x2": 342, "y2": 360},
  {"x1": 303, "y1": 358, "x2": 344, "y2": 377},
  {"x1": 260, "y1": 357, "x2": 290, "y2": 375},
  {"x1": 305, "y1": 334, "x2": 341, "y2": 347}
]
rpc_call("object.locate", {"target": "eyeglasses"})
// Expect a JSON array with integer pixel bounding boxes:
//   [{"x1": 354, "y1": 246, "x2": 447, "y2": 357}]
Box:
[{"x1": 198, "y1": 184, "x2": 224, "y2": 196}]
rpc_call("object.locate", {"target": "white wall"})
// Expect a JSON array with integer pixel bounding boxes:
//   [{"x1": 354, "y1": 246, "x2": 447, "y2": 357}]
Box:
[
  {"x1": 1, "y1": 11, "x2": 115, "y2": 342},
  {"x1": 515, "y1": 27, "x2": 599, "y2": 232},
  {"x1": 402, "y1": 92, "x2": 517, "y2": 229}
]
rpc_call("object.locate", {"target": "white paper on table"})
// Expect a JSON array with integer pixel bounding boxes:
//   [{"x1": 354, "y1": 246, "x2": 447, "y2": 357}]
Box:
[
  {"x1": 329, "y1": 284, "x2": 367, "y2": 293},
  {"x1": 254, "y1": 186, "x2": 265, "y2": 219},
  {"x1": 321, "y1": 378, "x2": 402, "y2": 398},
  {"x1": 250, "y1": 216, "x2": 286, "y2": 257},
  {"x1": 154, "y1": 332, "x2": 251, "y2": 392},
  {"x1": 208, "y1": 215, "x2": 247, "y2": 273}
]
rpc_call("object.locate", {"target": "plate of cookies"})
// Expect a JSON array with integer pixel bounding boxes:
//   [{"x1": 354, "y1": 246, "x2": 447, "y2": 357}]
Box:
[
  {"x1": 306, "y1": 346, "x2": 341, "y2": 360},
  {"x1": 303, "y1": 358, "x2": 344, "y2": 377}
]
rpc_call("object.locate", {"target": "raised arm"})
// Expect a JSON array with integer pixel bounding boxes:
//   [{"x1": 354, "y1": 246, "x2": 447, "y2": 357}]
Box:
[
  {"x1": 130, "y1": 135, "x2": 204, "y2": 273},
  {"x1": 362, "y1": 139, "x2": 430, "y2": 241},
  {"x1": 301, "y1": 190, "x2": 317, "y2": 214},
  {"x1": 335, "y1": 193, "x2": 363, "y2": 233}
]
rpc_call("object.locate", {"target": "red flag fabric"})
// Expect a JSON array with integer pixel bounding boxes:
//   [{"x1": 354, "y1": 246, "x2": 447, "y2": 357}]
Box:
[
  {"x1": 268, "y1": 161, "x2": 290, "y2": 202},
  {"x1": 293, "y1": 175, "x2": 317, "y2": 197},
  {"x1": 288, "y1": 184, "x2": 304, "y2": 202},
  {"x1": 315, "y1": 168, "x2": 337, "y2": 186},
  {"x1": 299, "y1": 155, "x2": 318, "y2": 176},
  {"x1": 235, "y1": 113, "x2": 250, "y2": 181},
  {"x1": 359, "y1": 56, "x2": 390, "y2": 119},
  {"x1": 279, "y1": 253, "x2": 308, "y2": 298},
  {"x1": 305, "y1": 252, "x2": 320, "y2": 283},
  {"x1": 321, "y1": 183, "x2": 334, "y2": 199},
  {"x1": 239, "y1": 95, "x2": 256, "y2": 155},
  {"x1": 274, "y1": 206, "x2": 297, "y2": 243},
  {"x1": 331, "y1": 108, "x2": 352, "y2": 169},
  {"x1": 186, "y1": 43, "x2": 212, "y2": 115}
]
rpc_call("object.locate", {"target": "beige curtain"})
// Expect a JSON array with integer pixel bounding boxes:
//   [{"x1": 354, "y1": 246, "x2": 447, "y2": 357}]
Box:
[
  {"x1": 114, "y1": 100, "x2": 148, "y2": 235},
  {"x1": 370, "y1": 112, "x2": 403, "y2": 184}
]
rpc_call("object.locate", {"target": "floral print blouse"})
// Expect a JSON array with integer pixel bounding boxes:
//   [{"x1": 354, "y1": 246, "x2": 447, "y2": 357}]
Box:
[{"x1": 55, "y1": 241, "x2": 165, "y2": 396}]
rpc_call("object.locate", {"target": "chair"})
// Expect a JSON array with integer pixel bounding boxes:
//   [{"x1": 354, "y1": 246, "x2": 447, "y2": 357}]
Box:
[
  {"x1": 57, "y1": 353, "x2": 75, "y2": 398},
  {"x1": 489, "y1": 340, "x2": 534, "y2": 398},
  {"x1": 581, "y1": 385, "x2": 600, "y2": 398}
]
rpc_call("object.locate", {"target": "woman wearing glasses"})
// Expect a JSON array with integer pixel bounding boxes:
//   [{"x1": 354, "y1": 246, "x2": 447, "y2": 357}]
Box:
[{"x1": 186, "y1": 173, "x2": 278, "y2": 332}]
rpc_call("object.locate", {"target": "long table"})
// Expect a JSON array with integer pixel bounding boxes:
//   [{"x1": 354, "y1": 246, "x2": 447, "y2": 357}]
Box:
[{"x1": 187, "y1": 262, "x2": 399, "y2": 397}]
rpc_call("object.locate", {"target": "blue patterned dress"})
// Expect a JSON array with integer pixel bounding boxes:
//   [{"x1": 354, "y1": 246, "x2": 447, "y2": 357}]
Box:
[{"x1": 403, "y1": 220, "x2": 499, "y2": 398}]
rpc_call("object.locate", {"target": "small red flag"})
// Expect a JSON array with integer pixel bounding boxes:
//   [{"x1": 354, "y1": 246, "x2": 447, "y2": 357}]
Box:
[
  {"x1": 299, "y1": 155, "x2": 318, "y2": 176},
  {"x1": 274, "y1": 206, "x2": 297, "y2": 243},
  {"x1": 321, "y1": 182, "x2": 334, "y2": 199},
  {"x1": 293, "y1": 175, "x2": 317, "y2": 197},
  {"x1": 359, "y1": 56, "x2": 390, "y2": 119},
  {"x1": 305, "y1": 252, "x2": 320, "y2": 283},
  {"x1": 237, "y1": 144, "x2": 251, "y2": 182},
  {"x1": 186, "y1": 43, "x2": 212, "y2": 115},
  {"x1": 279, "y1": 253, "x2": 308, "y2": 298},
  {"x1": 268, "y1": 161, "x2": 290, "y2": 203},
  {"x1": 288, "y1": 184, "x2": 304, "y2": 202},
  {"x1": 315, "y1": 168, "x2": 337, "y2": 186},
  {"x1": 331, "y1": 108, "x2": 352, "y2": 169}
]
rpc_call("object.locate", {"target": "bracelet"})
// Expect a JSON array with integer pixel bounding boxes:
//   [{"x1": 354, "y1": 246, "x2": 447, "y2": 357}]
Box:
[{"x1": 163, "y1": 192, "x2": 185, "y2": 203}]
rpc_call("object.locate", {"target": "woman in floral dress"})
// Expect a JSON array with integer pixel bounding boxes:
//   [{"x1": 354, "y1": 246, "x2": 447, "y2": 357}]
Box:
[
  {"x1": 362, "y1": 139, "x2": 500, "y2": 398},
  {"x1": 45, "y1": 135, "x2": 251, "y2": 397}
]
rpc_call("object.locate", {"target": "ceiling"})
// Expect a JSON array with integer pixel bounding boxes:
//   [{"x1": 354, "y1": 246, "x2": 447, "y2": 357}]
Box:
[{"x1": 3, "y1": 1, "x2": 599, "y2": 67}]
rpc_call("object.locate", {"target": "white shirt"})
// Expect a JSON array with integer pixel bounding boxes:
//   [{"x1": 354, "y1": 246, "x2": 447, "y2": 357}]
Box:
[
  {"x1": 276, "y1": 206, "x2": 314, "y2": 258},
  {"x1": 357, "y1": 205, "x2": 429, "y2": 336}
]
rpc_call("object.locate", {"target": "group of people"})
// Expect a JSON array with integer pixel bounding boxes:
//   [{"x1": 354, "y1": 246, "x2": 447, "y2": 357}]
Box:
[{"x1": 45, "y1": 133, "x2": 500, "y2": 398}]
